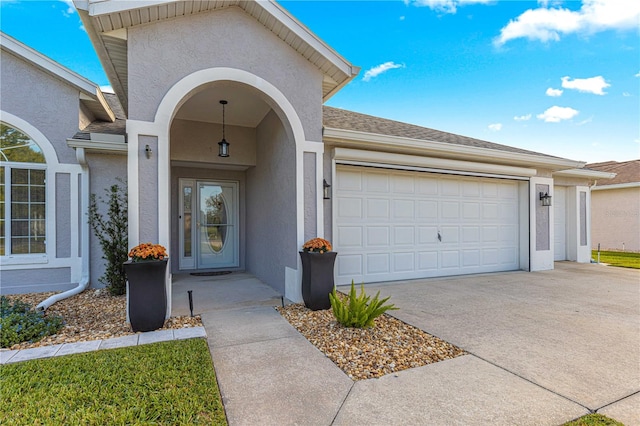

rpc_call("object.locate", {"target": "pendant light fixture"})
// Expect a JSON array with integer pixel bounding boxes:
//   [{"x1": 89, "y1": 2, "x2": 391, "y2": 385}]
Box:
[{"x1": 218, "y1": 100, "x2": 230, "y2": 157}]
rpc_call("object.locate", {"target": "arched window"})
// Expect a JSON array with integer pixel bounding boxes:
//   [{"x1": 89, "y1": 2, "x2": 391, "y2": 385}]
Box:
[{"x1": 0, "y1": 123, "x2": 46, "y2": 255}]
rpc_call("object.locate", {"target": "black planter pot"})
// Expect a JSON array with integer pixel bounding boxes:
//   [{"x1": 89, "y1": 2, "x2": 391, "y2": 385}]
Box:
[
  {"x1": 123, "y1": 259, "x2": 168, "y2": 332},
  {"x1": 299, "y1": 251, "x2": 337, "y2": 311}
]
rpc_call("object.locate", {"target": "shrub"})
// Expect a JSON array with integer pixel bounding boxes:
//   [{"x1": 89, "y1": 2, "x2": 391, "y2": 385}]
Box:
[
  {"x1": 329, "y1": 280, "x2": 398, "y2": 328},
  {"x1": 302, "y1": 237, "x2": 332, "y2": 253},
  {"x1": 88, "y1": 180, "x2": 128, "y2": 295},
  {"x1": 0, "y1": 296, "x2": 64, "y2": 348}
]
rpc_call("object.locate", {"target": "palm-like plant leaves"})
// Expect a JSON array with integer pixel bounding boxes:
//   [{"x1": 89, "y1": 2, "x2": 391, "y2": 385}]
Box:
[{"x1": 329, "y1": 280, "x2": 398, "y2": 328}]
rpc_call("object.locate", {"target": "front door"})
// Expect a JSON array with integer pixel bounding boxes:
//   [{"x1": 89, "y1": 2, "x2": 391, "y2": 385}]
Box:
[{"x1": 179, "y1": 179, "x2": 239, "y2": 270}]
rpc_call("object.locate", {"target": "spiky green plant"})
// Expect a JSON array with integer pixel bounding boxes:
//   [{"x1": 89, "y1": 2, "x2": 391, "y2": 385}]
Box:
[{"x1": 329, "y1": 280, "x2": 398, "y2": 328}]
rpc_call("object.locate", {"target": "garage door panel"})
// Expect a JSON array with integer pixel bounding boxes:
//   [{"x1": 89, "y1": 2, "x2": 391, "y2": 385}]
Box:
[
  {"x1": 367, "y1": 226, "x2": 390, "y2": 246},
  {"x1": 365, "y1": 172, "x2": 389, "y2": 192},
  {"x1": 440, "y1": 226, "x2": 459, "y2": 243},
  {"x1": 441, "y1": 180, "x2": 460, "y2": 196},
  {"x1": 392, "y1": 175, "x2": 415, "y2": 193},
  {"x1": 441, "y1": 201, "x2": 460, "y2": 219},
  {"x1": 418, "y1": 251, "x2": 438, "y2": 270},
  {"x1": 393, "y1": 252, "x2": 415, "y2": 272},
  {"x1": 462, "y1": 226, "x2": 480, "y2": 243},
  {"x1": 482, "y1": 203, "x2": 499, "y2": 220},
  {"x1": 366, "y1": 198, "x2": 390, "y2": 219},
  {"x1": 393, "y1": 200, "x2": 414, "y2": 219},
  {"x1": 418, "y1": 200, "x2": 438, "y2": 219},
  {"x1": 394, "y1": 226, "x2": 415, "y2": 245},
  {"x1": 462, "y1": 250, "x2": 480, "y2": 267},
  {"x1": 337, "y1": 197, "x2": 362, "y2": 219},
  {"x1": 337, "y1": 254, "x2": 362, "y2": 277},
  {"x1": 337, "y1": 170, "x2": 363, "y2": 191},
  {"x1": 441, "y1": 251, "x2": 460, "y2": 268},
  {"x1": 418, "y1": 227, "x2": 439, "y2": 245},
  {"x1": 417, "y1": 177, "x2": 438, "y2": 195},
  {"x1": 366, "y1": 253, "x2": 390, "y2": 274},
  {"x1": 337, "y1": 226, "x2": 363, "y2": 248},
  {"x1": 335, "y1": 166, "x2": 521, "y2": 284}
]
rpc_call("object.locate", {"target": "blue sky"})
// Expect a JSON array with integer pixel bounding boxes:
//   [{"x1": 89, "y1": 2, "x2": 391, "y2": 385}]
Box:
[{"x1": 1, "y1": 0, "x2": 638, "y2": 163}]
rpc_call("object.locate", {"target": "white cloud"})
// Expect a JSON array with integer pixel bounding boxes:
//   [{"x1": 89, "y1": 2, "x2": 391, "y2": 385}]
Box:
[
  {"x1": 362, "y1": 62, "x2": 405, "y2": 82},
  {"x1": 400, "y1": 15, "x2": 406, "y2": 20},
  {"x1": 100, "y1": 85, "x2": 115, "y2": 94},
  {"x1": 404, "y1": 0, "x2": 492, "y2": 15},
  {"x1": 546, "y1": 87, "x2": 563, "y2": 97},
  {"x1": 561, "y1": 75, "x2": 610, "y2": 95},
  {"x1": 488, "y1": 123, "x2": 503, "y2": 131},
  {"x1": 577, "y1": 116, "x2": 593, "y2": 125},
  {"x1": 623, "y1": 92, "x2": 631, "y2": 97},
  {"x1": 537, "y1": 106, "x2": 579, "y2": 122},
  {"x1": 59, "y1": 0, "x2": 75, "y2": 17},
  {"x1": 514, "y1": 114, "x2": 532, "y2": 121},
  {"x1": 635, "y1": 71, "x2": 640, "y2": 77},
  {"x1": 495, "y1": 0, "x2": 640, "y2": 46}
]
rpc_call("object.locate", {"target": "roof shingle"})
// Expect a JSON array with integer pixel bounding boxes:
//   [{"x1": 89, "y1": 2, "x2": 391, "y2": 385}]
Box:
[{"x1": 586, "y1": 160, "x2": 640, "y2": 185}]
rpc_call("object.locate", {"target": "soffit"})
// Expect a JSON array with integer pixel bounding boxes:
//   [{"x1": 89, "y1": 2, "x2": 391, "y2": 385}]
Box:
[{"x1": 75, "y1": 0, "x2": 358, "y2": 114}]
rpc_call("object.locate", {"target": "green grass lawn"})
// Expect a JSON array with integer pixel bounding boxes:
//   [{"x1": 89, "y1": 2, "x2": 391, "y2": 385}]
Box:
[
  {"x1": 0, "y1": 338, "x2": 226, "y2": 425},
  {"x1": 592, "y1": 250, "x2": 640, "y2": 269},
  {"x1": 563, "y1": 413, "x2": 624, "y2": 426}
]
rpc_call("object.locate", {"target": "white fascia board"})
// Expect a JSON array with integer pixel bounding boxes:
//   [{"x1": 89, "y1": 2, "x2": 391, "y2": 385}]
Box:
[
  {"x1": 334, "y1": 147, "x2": 537, "y2": 177},
  {"x1": 323, "y1": 127, "x2": 584, "y2": 170},
  {"x1": 591, "y1": 182, "x2": 640, "y2": 191},
  {"x1": 262, "y1": 1, "x2": 355, "y2": 77},
  {"x1": 67, "y1": 138, "x2": 128, "y2": 154},
  {"x1": 553, "y1": 168, "x2": 616, "y2": 179},
  {"x1": 86, "y1": 0, "x2": 177, "y2": 15}
]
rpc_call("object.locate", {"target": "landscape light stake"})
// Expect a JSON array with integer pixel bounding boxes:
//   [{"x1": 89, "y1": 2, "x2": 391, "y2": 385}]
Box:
[{"x1": 188, "y1": 290, "x2": 194, "y2": 317}]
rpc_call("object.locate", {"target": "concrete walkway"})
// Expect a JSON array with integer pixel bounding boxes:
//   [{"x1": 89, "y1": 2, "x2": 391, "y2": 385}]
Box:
[{"x1": 181, "y1": 264, "x2": 639, "y2": 426}]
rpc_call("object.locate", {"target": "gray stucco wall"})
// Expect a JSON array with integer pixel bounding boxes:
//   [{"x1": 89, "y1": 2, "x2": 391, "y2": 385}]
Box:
[
  {"x1": 580, "y1": 191, "x2": 587, "y2": 246},
  {"x1": 55, "y1": 173, "x2": 71, "y2": 258},
  {"x1": 0, "y1": 268, "x2": 73, "y2": 295},
  {"x1": 127, "y1": 6, "x2": 323, "y2": 141},
  {"x1": 1, "y1": 51, "x2": 80, "y2": 164},
  {"x1": 536, "y1": 183, "x2": 550, "y2": 251},
  {"x1": 138, "y1": 135, "x2": 159, "y2": 243},
  {"x1": 246, "y1": 110, "x2": 296, "y2": 294},
  {"x1": 87, "y1": 152, "x2": 128, "y2": 288},
  {"x1": 323, "y1": 151, "x2": 333, "y2": 241},
  {"x1": 170, "y1": 166, "x2": 247, "y2": 274},
  {"x1": 304, "y1": 152, "x2": 317, "y2": 242}
]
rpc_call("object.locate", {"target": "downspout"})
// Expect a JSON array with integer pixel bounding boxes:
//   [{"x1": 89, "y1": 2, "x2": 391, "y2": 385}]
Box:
[{"x1": 37, "y1": 147, "x2": 90, "y2": 311}]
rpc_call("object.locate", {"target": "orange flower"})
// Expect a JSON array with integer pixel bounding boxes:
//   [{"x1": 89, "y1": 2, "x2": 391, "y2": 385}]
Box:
[
  {"x1": 129, "y1": 242, "x2": 168, "y2": 262},
  {"x1": 302, "y1": 238, "x2": 332, "y2": 253}
]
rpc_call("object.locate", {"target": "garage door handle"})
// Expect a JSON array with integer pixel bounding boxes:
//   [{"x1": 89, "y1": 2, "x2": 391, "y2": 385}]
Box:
[{"x1": 437, "y1": 231, "x2": 442, "y2": 242}]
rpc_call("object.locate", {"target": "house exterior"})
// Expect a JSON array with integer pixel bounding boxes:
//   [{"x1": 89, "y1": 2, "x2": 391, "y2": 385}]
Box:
[
  {"x1": 0, "y1": 0, "x2": 612, "y2": 311},
  {"x1": 587, "y1": 160, "x2": 640, "y2": 252}
]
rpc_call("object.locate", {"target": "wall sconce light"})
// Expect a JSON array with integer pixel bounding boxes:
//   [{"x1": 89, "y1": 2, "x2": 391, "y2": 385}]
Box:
[
  {"x1": 323, "y1": 179, "x2": 331, "y2": 200},
  {"x1": 218, "y1": 100, "x2": 230, "y2": 157},
  {"x1": 539, "y1": 192, "x2": 552, "y2": 207},
  {"x1": 145, "y1": 144, "x2": 152, "y2": 159}
]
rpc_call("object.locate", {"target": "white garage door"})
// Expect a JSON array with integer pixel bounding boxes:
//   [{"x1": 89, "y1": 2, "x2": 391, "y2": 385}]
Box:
[{"x1": 334, "y1": 166, "x2": 521, "y2": 284}]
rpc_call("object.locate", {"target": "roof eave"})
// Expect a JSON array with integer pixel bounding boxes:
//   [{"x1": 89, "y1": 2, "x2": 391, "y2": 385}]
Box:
[
  {"x1": 323, "y1": 127, "x2": 585, "y2": 171},
  {"x1": 553, "y1": 169, "x2": 616, "y2": 179}
]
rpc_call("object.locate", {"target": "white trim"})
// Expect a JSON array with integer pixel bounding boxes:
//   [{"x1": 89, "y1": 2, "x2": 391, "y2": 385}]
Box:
[
  {"x1": 0, "y1": 111, "x2": 83, "y2": 282},
  {"x1": 591, "y1": 182, "x2": 640, "y2": 191},
  {"x1": 333, "y1": 147, "x2": 538, "y2": 178},
  {"x1": 1, "y1": 32, "x2": 114, "y2": 121},
  {"x1": 324, "y1": 128, "x2": 584, "y2": 170},
  {"x1": 67, "y1": 138, "x2": 128, "y2": 153},
  {"x1": 553, "y1": 168, "x2": 615, "y2": 179},
  {"x1": 529, "y1": 176, "x2": 554, "y2": 271}
]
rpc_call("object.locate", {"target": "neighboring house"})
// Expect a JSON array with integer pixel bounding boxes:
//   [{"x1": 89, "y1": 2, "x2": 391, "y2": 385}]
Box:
[
  {"x1": 0, "y1": 0, "x2": 612, "y2": 311},
  {"x1": 587, "y1": 160, "x2": 640, "y2": 252}
]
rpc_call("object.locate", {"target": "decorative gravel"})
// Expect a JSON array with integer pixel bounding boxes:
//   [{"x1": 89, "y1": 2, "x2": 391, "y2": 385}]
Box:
[
  {"x1": 277, "y1": 303, "x2": 466, "y2": 380},
  {"x1": 4, "y1": 290, "x2": 203, "y2": 351}
]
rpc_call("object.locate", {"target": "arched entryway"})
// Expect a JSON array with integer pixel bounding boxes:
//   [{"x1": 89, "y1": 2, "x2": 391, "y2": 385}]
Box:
[{"x1": 127, "y1": 68, "x2": 309, "y2": 303}]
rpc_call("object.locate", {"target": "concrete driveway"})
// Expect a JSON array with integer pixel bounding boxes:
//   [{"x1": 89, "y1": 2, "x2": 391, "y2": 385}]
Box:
[{"x1": 357, "y1": 262, "x2": 639, "y2": 421}]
